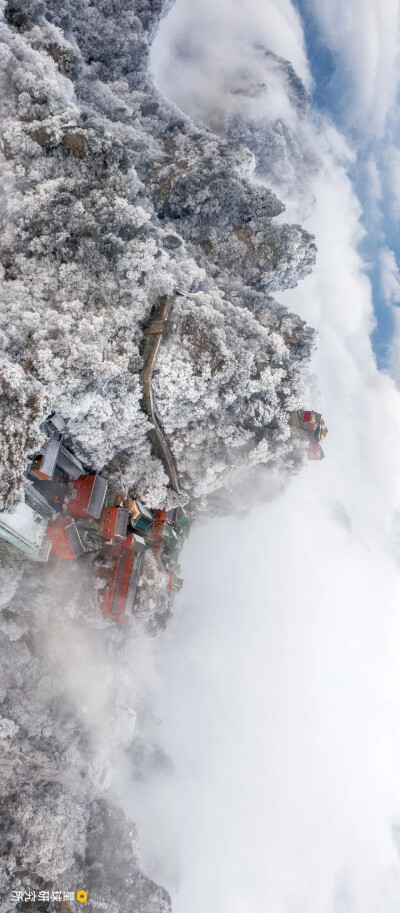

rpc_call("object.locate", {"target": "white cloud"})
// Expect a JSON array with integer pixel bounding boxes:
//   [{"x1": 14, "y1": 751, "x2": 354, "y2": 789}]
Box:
[
  {"x1": 389, "y1": 306, "x2": 400, "y2": 384},
  {"x1": 129, "y1": 503, "x2": 400, "y2": 913},
  {"x1": 384, "y1": 144, "x2": 400, "y2": 220},
  {"x1": 283, "y1": 182, "x2": 400, "y2": 543},
  {"x1": 152, "y1": 0, "x2": 400, "y2": 139},
  {"x1": 306, "y1": 0, "x2": 400, "y2": 135},
  {"x1": 379, "y1": 247, "x2": 400, "y2": 304},
  {"x1": 146, "y1": 2, "x2": 400, "y2": 911},
  {"x1": 151, "y1": 0, "x2": 311, "y2": 125},
  {"x1": 364, "y1": 155, "x2": 383, "y2": 223}
]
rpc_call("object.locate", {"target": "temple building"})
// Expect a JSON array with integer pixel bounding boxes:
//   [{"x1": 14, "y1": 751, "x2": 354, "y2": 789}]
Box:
[
  {"x1": 0, "y1": 503, "x2": 52, "y2": 563},
  {"x1": 29, "y1": 424, "x2": 85, "y2": 484},
  {"x1": 101, "y1": 549, "x2": 144, "y2": 624},
  {"x1": 30, "y1": 433, "x2": 62, "y2": 482},
  {"x1": 125, "y1": 499, "x2": 154, "y2": 534},
  {"x1": 0, "y1": 408, "x2": 190, "y2": 622},
  {"x1": 46, "y1": 517, "x2": 87, "y2": 559},
  {"x1": 167, "y1": 570, "x2": 184, "y2": 593},
  {"x1": 68, "y1": 474, "x2": 108, "y2": 521},
  {"x1": 295, "y1": 409, "x2": 328, "y2": 460},
  {"x1": 100, "y1": 507, "x2": 130, "y2": 542}
]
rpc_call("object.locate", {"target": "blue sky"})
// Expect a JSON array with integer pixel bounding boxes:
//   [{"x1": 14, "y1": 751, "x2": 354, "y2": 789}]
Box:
[
  {"x1": 295, "y1": 0, "x2": 399, "y2": 370},
  {"x1": 295, "y1": 0, "x2": 400, "y2": 379}
]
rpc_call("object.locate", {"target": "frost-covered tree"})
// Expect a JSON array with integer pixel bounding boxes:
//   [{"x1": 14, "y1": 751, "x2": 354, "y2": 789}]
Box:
[
  {"x1": 0, "y1": 0, "x2": 322, "y2": 904},
  {"x1": 0, "y1": 0, "x2": 316, "y2": 511}
]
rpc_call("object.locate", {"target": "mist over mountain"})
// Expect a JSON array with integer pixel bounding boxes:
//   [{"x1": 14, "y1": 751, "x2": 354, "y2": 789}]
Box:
[
  {"x1": 151, "y1": 10, "x2": 322, "y2": 211},
  {"x1": 0, "y1": 0, "x2": 321, "y2": 908}
]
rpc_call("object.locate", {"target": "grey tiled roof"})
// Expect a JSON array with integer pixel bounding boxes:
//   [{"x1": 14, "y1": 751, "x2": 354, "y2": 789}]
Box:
[
  {"x1": 115, "y1": 508, "x2": 129, "y2": 540},
  {"x1": 40, "y1": 433, "x2": 62, "y2": 479},
  {"x1": 56, "y1": 444, "x2": 84, "y2": 480},
  {"x1": 87, "y1": 475, "x2": 108, "y2": 519},
  {"x1": 66, "y1": 521, "x2": 86, "y2": 557},
  {"x1": 24, "y1": 484, "x2": 56, "y2": 520},
  {"x1": 125, "y1": 553, "x2": 143, "y2": 615}
]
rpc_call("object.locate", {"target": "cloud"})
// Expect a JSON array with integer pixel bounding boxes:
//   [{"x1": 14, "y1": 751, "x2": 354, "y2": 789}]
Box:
[
  {"x1": 379, "y1": 247, "x2": 400, "y2": 305},
  {"x1": 364, "y1": 155, "x2": 383, "y2": 223},
  {"x1": 283, "y1": 177, "x2": 400, "y2": 543},
  {"x1": 384, "y1": 144, "x2": 400, "y2": 220},
  {"x1": 389, "y1": 306, "x2": 400, "y2": 384},
  {"x1": 130, "y1": 503, "x2": 400, "y2": 913},
  {"x1": 151, "y1": 0, "x2": 311, "y2": 125},
  {"x1": 305, "y1": 0, "x2": 400, "y2": 135}
]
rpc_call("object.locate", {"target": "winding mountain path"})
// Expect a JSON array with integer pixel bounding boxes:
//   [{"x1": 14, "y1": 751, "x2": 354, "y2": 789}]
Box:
[{"x1": 141, "y1": 295, "x2": 182, "y2": 494}]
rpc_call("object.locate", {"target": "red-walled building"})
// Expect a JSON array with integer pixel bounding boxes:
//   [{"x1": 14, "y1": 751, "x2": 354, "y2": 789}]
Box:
[
  {"x1": 99, "y1": 507, "x2": 130, "y2": 541},
  {"x1": 167, "y1": 571, "x2": 183, "y2": 593},
  {"x1": 30, "y1": 434, "x2": 62, "y2": 481},
  {"x1": 106, "y1": 531, "x2": 147, "y2": 553},
  {"x1": 118, "y1": 532, "x2": 134, "y2": 551},
  {"x1": 299, "y1": 410, "x2": 328, "y2": 440},
  {"x1": 307, "y1": 443, "x2": 325, "y2": 461},
  {"x1": 301, "y1": 410, "x2": 320, "y2": 430},
  {"x1": 101, "y1": 549, "x2": 143, "y2": 623},
  {"x1": 297, "y1": 410, "x2": 328, "y2": 459},
  {"x1": 46, "y1": 518, "x2": 86, "y2": 559},
  {"x1": 68, "y1": 474, "x2": 108, "y2": 520}
]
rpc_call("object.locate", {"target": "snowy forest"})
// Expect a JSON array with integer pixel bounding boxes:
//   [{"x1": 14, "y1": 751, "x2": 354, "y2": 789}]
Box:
[{"x1": 0, "y1": 0, "x2": 320, "y2": 909}]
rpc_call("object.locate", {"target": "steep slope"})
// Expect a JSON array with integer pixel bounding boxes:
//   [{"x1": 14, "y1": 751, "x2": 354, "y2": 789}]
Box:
[
  {"x1": 0, "y1": 0, "x2": 320, "y2": 908},
  {"x1": 1, "y1": 0, "x2": 316, "y2": 514},
  {"x1": 222, "y1": 46, "x2": 321, "y2": 207}
]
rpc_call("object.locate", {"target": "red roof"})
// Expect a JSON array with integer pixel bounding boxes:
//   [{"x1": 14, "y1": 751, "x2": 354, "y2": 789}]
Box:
[
  {"x1": 101, "y1": 550, "x2": 140, "y2": 624},
  {"x1": 118, "y1": 532, "x2": 134, "y2": 551},
  {"x1": 167, "y1": 571, "x2": 175, "y2": 592},
  {"x1": 30, "y1": 456, "x2": 52, "y2": 482},
  {"x1": 99, "y1": 507, "x2": 126, "y2": 540},
  {"x1": 307, "y1": 443, "x2": 325, "y2": 461},
  {"x1": 47, "y1": 518, "x2": 81, "y2": 559},
  {"x1": 102, "y1": 556, "x2": 122, "y2": 619},
  {"x1": 68, "y1": 474, "x2": 97, "y2": 519},
  {"x1": 67, "y1": 473, "x2": 108, "y2": 520}
]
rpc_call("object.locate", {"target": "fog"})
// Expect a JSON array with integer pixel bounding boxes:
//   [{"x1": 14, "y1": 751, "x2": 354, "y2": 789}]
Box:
[
  {"x1": 116, "y1": 1, "x2": 400, "y2": 911},
  {"x1": 127, "y1": 479, "x2": 400, "y2": 913}
]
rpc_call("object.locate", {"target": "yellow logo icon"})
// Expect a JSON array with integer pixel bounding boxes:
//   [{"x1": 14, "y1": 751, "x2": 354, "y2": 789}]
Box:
[{"x1": 76, "y1": 889, "x2": 88, "y2": 903}]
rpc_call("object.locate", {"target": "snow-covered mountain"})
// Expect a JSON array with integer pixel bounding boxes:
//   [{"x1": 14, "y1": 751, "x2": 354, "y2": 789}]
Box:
[
  {"x1": 1, "y1": 0, "x2": 317, "y2": 515},
  {"x1": 0, "y1": 0, "x2": 321, "y2": 908}
]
